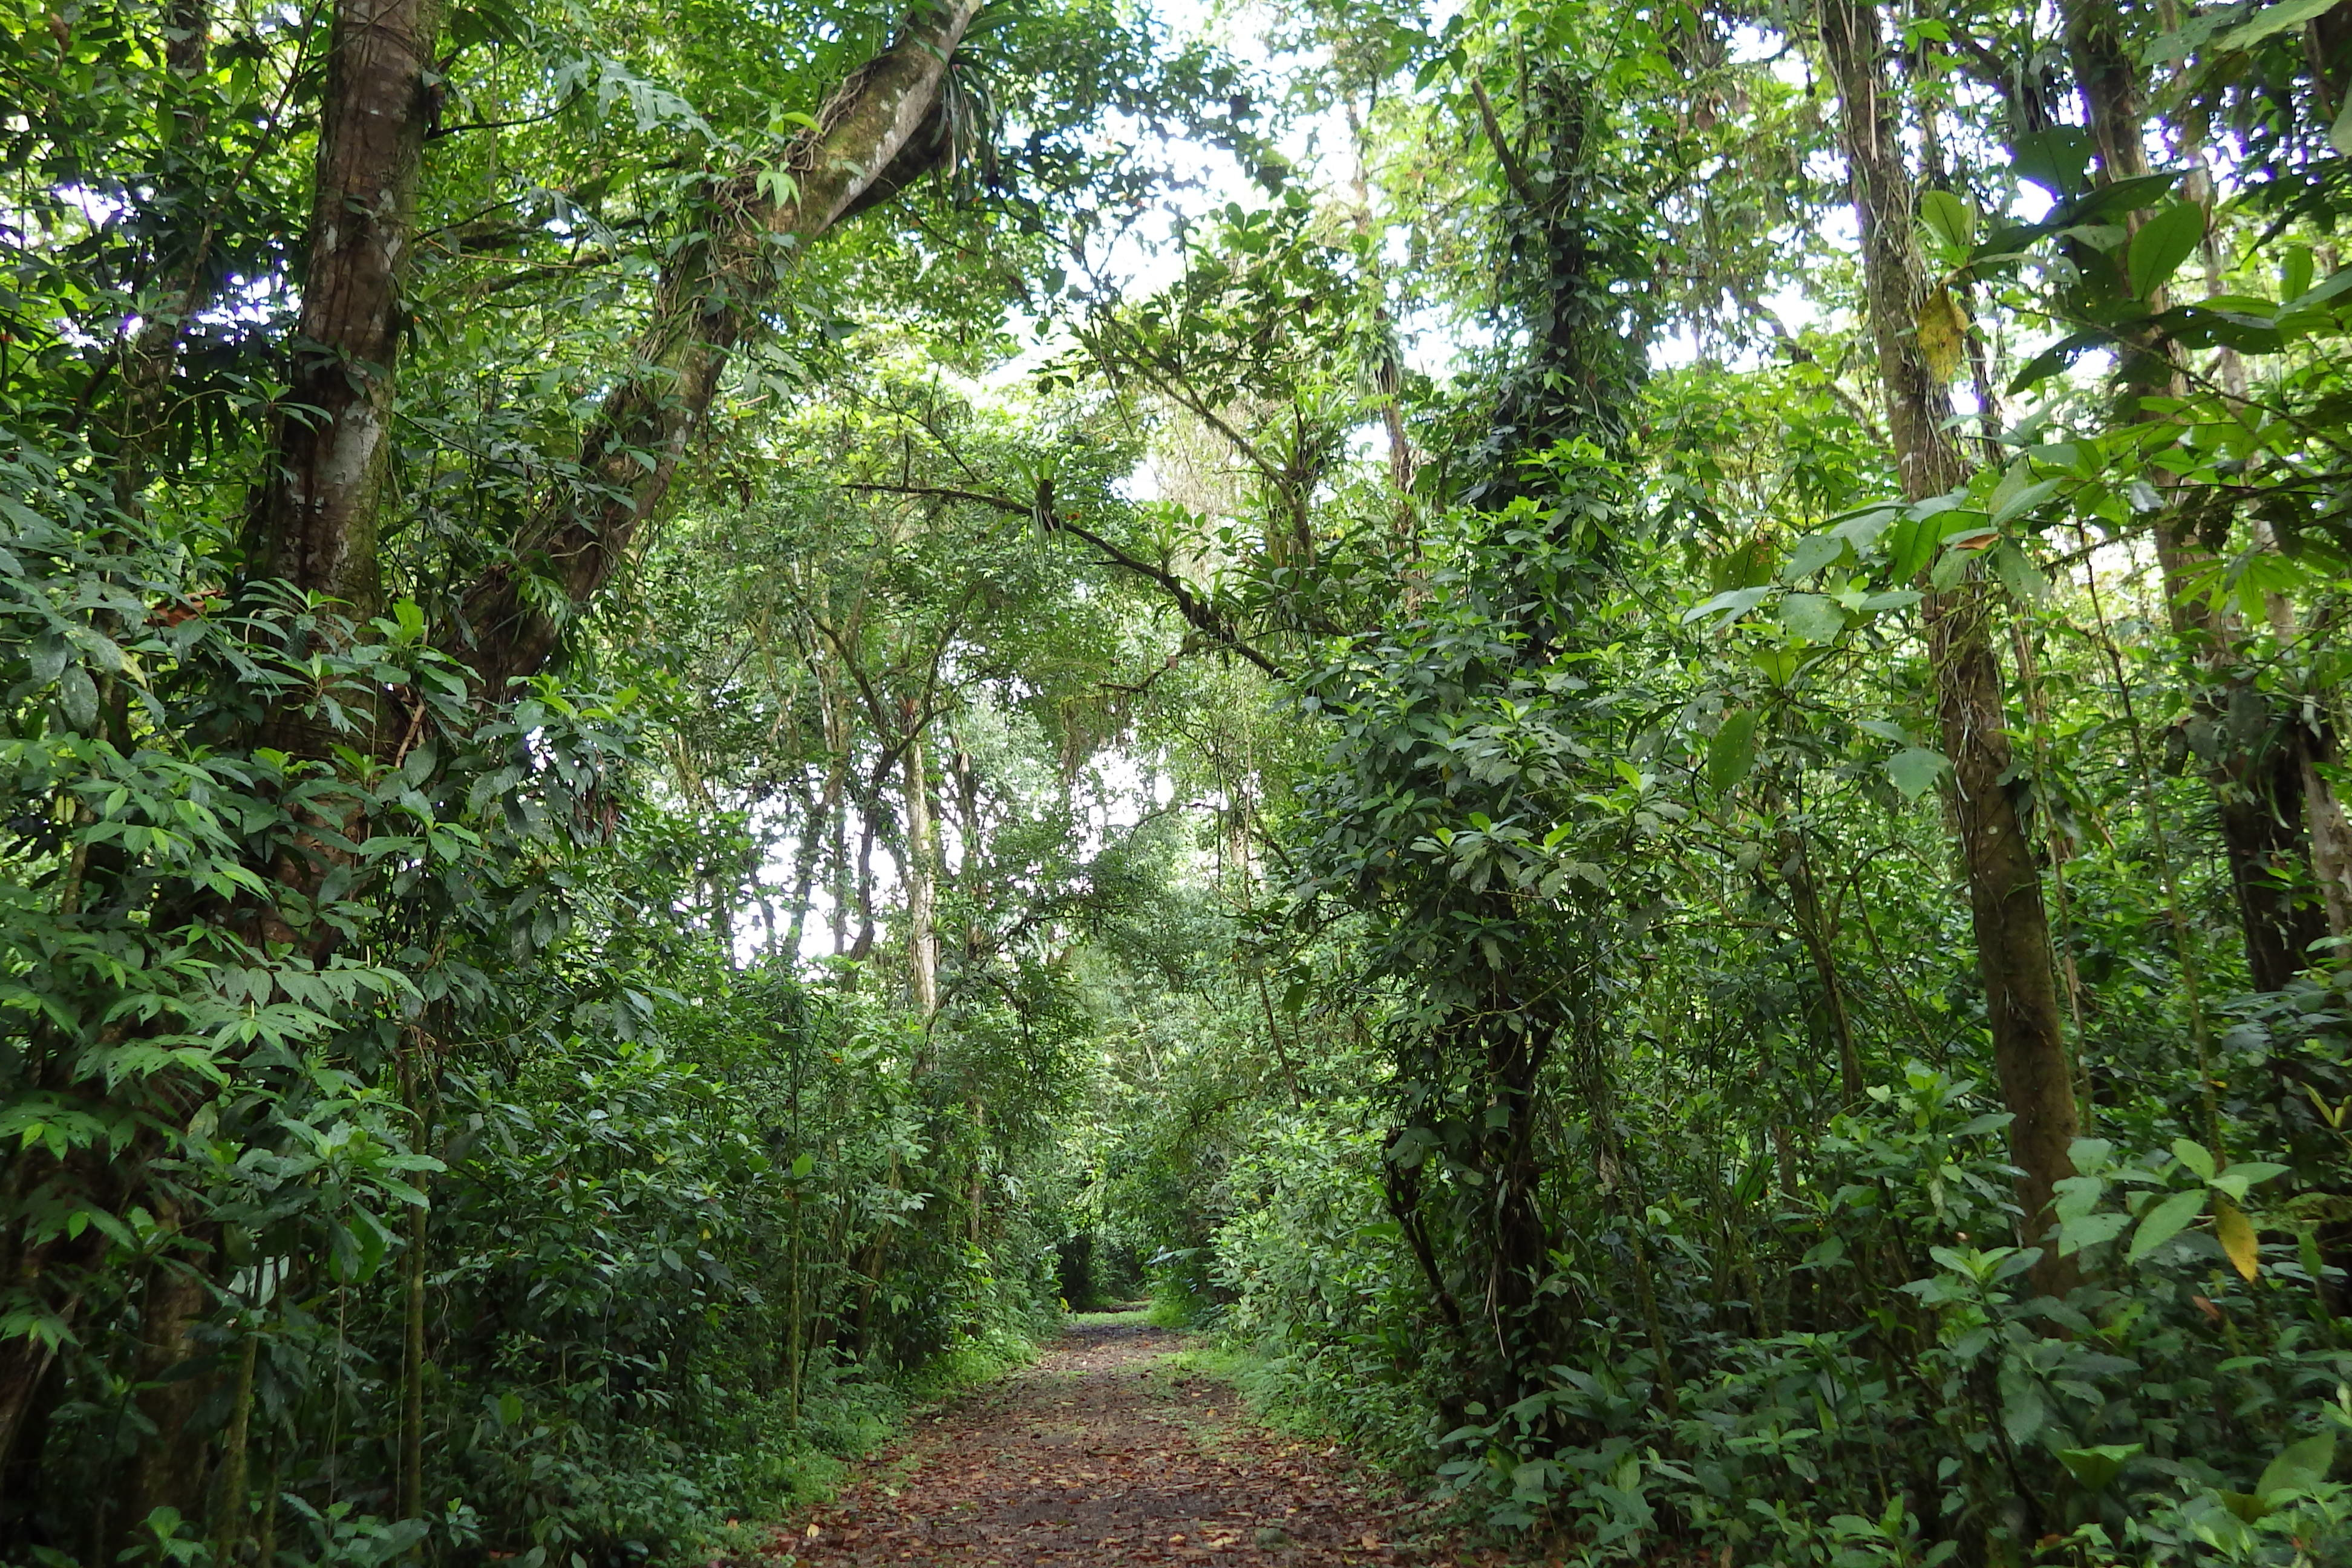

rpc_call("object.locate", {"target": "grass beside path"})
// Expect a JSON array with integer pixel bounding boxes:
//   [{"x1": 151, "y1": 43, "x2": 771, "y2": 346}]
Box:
[{"x1": 769, "y1": 1305, "x2": 1481, "y2": 1567}]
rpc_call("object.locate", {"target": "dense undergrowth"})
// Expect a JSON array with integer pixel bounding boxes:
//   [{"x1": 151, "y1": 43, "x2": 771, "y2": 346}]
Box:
[{"x1": 10, "y1": 0, "x2": 2352, "y2": 1561}]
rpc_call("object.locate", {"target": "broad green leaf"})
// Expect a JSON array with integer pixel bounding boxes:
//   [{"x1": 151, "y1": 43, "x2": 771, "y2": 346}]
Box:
[
  {"x1": 1684, "y1": 586, "x2": 1771, "y2": 625},
  {"x1": 1999, "y1": 1357, "x2": 2049, "y2": 1443},
  {"x1": 59, "y1": 665, "x2": 98, "y2": 731},
  {"x1": 2282, "y1": 246, "x2": 2316, "y2": 301},
  {"x1": 1829, "y1": 503, "x2": 1902, "y2": 548},
  {"x1": 2217, "y1": 0, "x2": 2342, "y2": 51},
  {"x1": 1989, "y1": 541, "x2": 2048, "y2": 604},
  {"x1": 2209, "y1": 1160, "x2": 2290, "y2": 1200},
  {"x1": 1919, "y1": 189, "x2": 1973, "y2": 252},
  {"x1": 1988, "y1": 479, "x2": 2061, "y2": 529},
  {"x1": 2057, "y1": 1210, "x2": 2131, "y2": 1256},
  {"x1": 2068, "y1": 1137, "x2": 2114, "y2": 1175},
  {"x1": 2256, "y1": 1432, "x2": 2336, "y2": 1499},
  {"x1": 1783, "y1": 532, "x2": 1847, "y2": 580},
  {"x1": 2126, "y1": 1186, "x2": 2207, "y2": 1263},
  {"x1": 2007, "y1": 330, "x2": 2106, "y2": 394},
  {"x1": 1886, "y1": 747, "x2": 1950, "y2": 801},
  {"x1": 30, "y1": 632, "x2": 70, "y2": 686},
  {"x1": 2126, "y1": 203, "x2": 2205, "y2": 300},
  {"x1": 1884, "y1": 515, "x2": 1944, "y2": 582},
  {"x1": 1778, "y1": 593, "x2": 1846, "y2": 643},
  {"x1": 2013, "y1": 127, "x2": 2093, "y2": 198},
  {"x1": 2053, "y1": 1174, "x2": 2108, "y2": 1220},
  {"x1": 2057, "y1": 1444, "x2": 2140, "y2": 1492},
  {"x1": 2169, "y1": 1136, "x2": 2216, "y2": 1181},
  {"x1": 1707, "y1": 709, "x2": 1759, "y2": 794}
]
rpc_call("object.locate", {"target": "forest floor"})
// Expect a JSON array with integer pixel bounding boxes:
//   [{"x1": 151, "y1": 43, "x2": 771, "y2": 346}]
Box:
[{"x1": 775, "y1": 1308, "x2": 1486, "y2": 1568}]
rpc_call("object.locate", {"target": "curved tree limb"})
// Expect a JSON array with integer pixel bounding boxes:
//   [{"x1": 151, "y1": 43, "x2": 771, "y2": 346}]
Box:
[
  {"x1": 452, "y1": 0, "x2": 987, "y2": 694},
  {"x1": 839, "y1": 480, "x2": 1288, "y2": 679}
]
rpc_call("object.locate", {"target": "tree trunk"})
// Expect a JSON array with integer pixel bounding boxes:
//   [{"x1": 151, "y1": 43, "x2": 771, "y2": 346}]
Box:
[
  {"x1": 114, "y1": 0, "x2": 212, "y2": 514},
  {"x1": 2063, "y1": 0, "x2": 2331, "y2": 988},
  {"x1": 1819, "y1": 0, "x2": 2079, "y2": 1285},
  {"x1": 903, "y1": 727, "x2": 938, "y2": 1019},
  {"x1": 2305, "y1": 734, "x2": 2352, "y2": 942},
  {"x1": 454, "y1": 0, "x2": 985, "y2": 693},
  {"x1": 210, "y1": 1330, "x2": 258, "y2": 1558},
  {"x1": 115, "y1": 1252, "x2": 214, "y2": 1560},
  {"x1": 783, "y1": 760, "x2": 843, "y2": 960},
  {"x1": 952, "y1": 736, "x2": 986, "y2": 962},
  {"x1": 1774, "y1": 822, "x2": 1863, "y2": 1104},
  {"x1": 246, "y1": 0, "x2": 446, "y2": 638}
]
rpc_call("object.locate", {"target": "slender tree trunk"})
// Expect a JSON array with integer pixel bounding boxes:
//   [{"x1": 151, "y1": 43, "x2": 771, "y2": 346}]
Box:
[
  {"x1": 903, "y1": 727, "x2": 938, "y2": 1018},
  {"x1": 1819, "y1": 0, "x2": 2079, "y2": 1285},
  {"x1": 454, "y1": 0, "x2": 985, "y2": 691},
  {"x1": 2064, "y1": 0, "x2": 2330, "y2": 988},
  {"x1": 966, "y1": 1099, "x2": 985, "y2": 1249},
  {"x1": 397, "y1": 1036, "x2": 430, "y2": 1526},
  {"x1": 1774, "y1": 821, "x2": 1863, "y2": 1103},
  {"x1": 222, "y1": 0, "x2": 447, "y2": 969},
  {"x1": 2305, "y1": 736, "x2": 2352, "y2": 942},
  {"x1": 114, "y1": 0, "x2": 212, "y2": 513},
  {"x1": 1342, "y1": 100, "x2": 1414, "y2": 515},
  {"x1": 843, "y1": 803, "x2": 878, "y2": 976},
  {"x1": 830, "y1": 801, "x2": 853, "y2": 955},
  {"x1": 953, "y1": 736, "x2": 985, "y2": 961},
  {"x1": 0, "y1": 1331, "x2": 63, "y2": 1520},
  {"x1": 211, "y1": 1329, "x2": 258, "y2": 1558},
  {"x1": 784, "y1": 760, "x2": 843, "y2": 959}
]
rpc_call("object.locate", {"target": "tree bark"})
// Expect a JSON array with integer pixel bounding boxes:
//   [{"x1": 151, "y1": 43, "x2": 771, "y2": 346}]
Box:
[
  {"x1": 454, "y1": 0, "x2": 985, "y2": 693},
  {"x1": 2063, "y1": 0, "x2": 2331, "y2": 988},
  {"x1": 246, "y1": 0, "x2": 446, "y2": 637},
  {"x1": 1819, "y1": 0, "x2": 2079, "y2": 1285},
  {"x1": 2305, "y1": 736, "x2": 2352, "y2": 942},
  {"x1": 903, "y1": 726, "x2": 938, "y2": 1018},
  {"x1": 114, "y1": 1250, "x2": 214, "y2": 1560}
]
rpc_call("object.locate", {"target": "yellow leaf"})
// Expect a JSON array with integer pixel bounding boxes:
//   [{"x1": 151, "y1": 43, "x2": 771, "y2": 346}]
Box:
[
  {"x1": 1916, "y1": 287, "x2": 1968, "y2": 382},
  {"x1": 2215, "y1": 1195, "x2": 2260, "y2": 1281}
]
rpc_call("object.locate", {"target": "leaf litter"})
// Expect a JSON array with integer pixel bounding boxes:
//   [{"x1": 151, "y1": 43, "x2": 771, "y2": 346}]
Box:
[{"x1": 770, "y1": 1311, "x2": 1486, "y2": 1567}]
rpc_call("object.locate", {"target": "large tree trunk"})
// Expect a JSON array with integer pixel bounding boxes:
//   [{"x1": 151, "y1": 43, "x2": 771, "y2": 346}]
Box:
[
  {"x1": 453, "y1": 0, "x2": 985, "y2": 693},
  {"x1": 111, "y1": 1251, "x2": 214, "y2": 1561},
  {"x1": 2063, "y1": 0, "x2": 2331, "y2": 988},
  {"x1": 72, "y1": 0, "x2": 451, "y2": 1515},
  {"x1": 245, "y1": 0, "x2": 446, "y2": 639},
  {"x1": 231, "y1": 0, "x2": 446, "y2": 959},
  {"x1": 1818, "y1": 0, "x2": 2079, "y2": 1285}
]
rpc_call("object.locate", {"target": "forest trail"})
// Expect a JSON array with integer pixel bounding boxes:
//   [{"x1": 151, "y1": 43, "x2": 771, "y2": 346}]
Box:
[{"x1": 779, "y1": 1311, "x2": 1475, "y2": 1568}]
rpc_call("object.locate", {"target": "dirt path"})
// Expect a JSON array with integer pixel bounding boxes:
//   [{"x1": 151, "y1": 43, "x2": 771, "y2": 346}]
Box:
[{"x1": 779, "y1": 1312, "x2": 1470, "y2": 1567}]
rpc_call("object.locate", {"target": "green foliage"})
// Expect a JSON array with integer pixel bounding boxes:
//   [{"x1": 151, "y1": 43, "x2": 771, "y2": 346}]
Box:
[{"x1": 11, "y1": 0, "x2": 2352, "y2": 1561}]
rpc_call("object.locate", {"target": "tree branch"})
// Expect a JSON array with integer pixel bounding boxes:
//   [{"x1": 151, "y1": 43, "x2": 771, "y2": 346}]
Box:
[{"x1": 840, "y1": 481, "x2": 1287, "y2": 679}]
